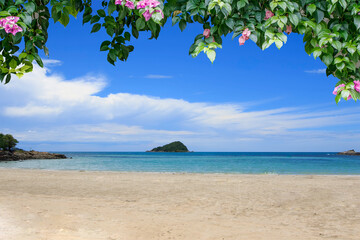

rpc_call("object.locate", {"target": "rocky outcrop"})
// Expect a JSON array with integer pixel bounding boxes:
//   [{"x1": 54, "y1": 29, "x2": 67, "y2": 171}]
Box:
[
  {"x1": 147, "y1": 141, "x2": 190, "y2": 152},
  {"x1": 0, "y1": 150, "x2": 67, "y2": 161},
  {"x1": 337, "y1": 150, "x2": 360, "y2": 156}
]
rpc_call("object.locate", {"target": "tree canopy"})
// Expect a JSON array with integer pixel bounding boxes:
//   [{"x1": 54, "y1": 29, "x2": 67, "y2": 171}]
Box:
[
  {"x1": 0, "y1": 0, "x2": 360, "y2": 103},
  {"x1": 0, "y1": 133, "x2": 19, "y2": 151}
]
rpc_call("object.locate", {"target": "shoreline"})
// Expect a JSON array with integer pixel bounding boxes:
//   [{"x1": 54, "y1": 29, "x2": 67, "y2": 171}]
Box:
[{"x1": 1, "y1": 167, "x2": 360, "y2": 176}]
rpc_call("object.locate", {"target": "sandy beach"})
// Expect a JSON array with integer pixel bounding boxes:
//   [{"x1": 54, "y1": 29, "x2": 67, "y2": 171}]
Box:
[{"x1": 0, "y1": 169, "x2": 359, "y2": 240}]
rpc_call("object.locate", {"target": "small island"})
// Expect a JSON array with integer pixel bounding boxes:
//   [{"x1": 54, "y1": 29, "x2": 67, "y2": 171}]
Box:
[
  {"x1": 337, "y1": 149, "x2": 360, "y2": 156},
  {"x1": 0, "y1": 133, "x2": 67, "y2": 161},
  {"x1": 147, "y1": 141, "x2": 190, "y2": 152}
]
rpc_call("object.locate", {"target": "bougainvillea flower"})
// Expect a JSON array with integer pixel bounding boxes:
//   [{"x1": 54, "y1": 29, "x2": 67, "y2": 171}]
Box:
[
  {"x1": 149, "y1": 0, "x2": 160, "y2": 7},
  {"x1": 4, "y1": 23, "x2": 23, "y2": 36},
  {"x1": 242, "y1": 28, "x2": 251, "y2": 40},
  {"x1": 286, "y1": 25, "x2": 292, "y2": 34},
  {"x1": 239, "y1": 36, "x2": 246, "y2": 46},
  {"x1": 143, "y1": 10, "x2": 152, "y2": 21},
  {"x1": 137, "y1": 0, "x2": 160, "y2": 9},
  {"x1": 5, "y1": 16, "x2": 19, "y2": 23},
  {"x1": 115, "y1": 0, "x2": 122, "y2": 5},
  {"x1": 203, "y1": 29, "x2": 210, "y2": 38},
  {"x1": 264, "y1": 9, "x2": 274, "y2": 20},
  {"x1": 0, "y1": 18, "x2": 6, "y2": 28},
  {"x1": 354, "y1": 80, "x2": 360, "y2": 92},
  {"x1": 125, "y1": 0, "x2": 135, "y2": 9},
  {"x1": 333, "y1": 84, "x2": 345, "y2": 95},
  {"x1": 347, "y1": 94, "x2": 352, "y2": 100}
]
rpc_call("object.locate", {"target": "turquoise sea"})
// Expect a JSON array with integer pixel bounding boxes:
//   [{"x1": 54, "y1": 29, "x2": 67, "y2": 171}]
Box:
[{"x1": 1, "y1": 152, "x2": 360, "y2": 174}]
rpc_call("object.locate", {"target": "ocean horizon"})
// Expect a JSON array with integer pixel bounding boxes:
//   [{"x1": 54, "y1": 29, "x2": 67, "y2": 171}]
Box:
[{"x1": 1, "y1": 152, "x2": 360, "y2": 175}]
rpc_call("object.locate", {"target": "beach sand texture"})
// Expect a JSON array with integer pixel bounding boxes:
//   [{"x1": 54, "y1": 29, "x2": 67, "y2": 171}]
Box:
[{"x1": 0, "y1": 169, "x2": 359, "y2": 240}]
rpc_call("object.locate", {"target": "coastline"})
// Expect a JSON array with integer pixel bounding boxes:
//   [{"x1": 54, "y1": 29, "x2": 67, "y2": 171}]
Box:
[
  {"x1": 1, "y1": 168, "x2": 360, "y2": 240},
  {"x1": 2, "y1": 167, "x2": 360, "y2": 176}
]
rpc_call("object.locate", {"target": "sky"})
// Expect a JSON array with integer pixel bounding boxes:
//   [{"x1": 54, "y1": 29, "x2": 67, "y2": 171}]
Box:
[{"x1": 1, "y1": 11, "x2": 360, "y2": 152}]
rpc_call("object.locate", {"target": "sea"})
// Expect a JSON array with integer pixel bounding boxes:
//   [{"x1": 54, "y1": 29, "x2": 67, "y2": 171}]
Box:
[{"x1": 1, "y1": 152, "x2": 360, "y2": 175}]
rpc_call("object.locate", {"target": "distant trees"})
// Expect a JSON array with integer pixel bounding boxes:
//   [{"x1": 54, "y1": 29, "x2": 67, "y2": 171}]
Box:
[{"x1": 0, "y1": 133, "x2": 18, "y2": 152}]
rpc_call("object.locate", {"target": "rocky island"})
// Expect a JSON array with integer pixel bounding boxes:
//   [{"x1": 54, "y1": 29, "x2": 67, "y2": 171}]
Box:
[
  {"x1": 0, "y1": 132, "x2": 67, "y2": 161},
  {"x1": 337, "y1": 149, "x2": 360, "y2": 156},
  {"x1": 0, "y1": 150, "x2": 67, "y2": 161},
  {"x1": 147, "y1": 141, "x2": 190, "y2": 152}
]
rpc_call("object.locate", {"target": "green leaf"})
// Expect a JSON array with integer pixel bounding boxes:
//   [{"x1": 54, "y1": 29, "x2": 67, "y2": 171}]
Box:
[
  {"x1": 275, "y1": 39, "x2": 283, "y2": 49},
  {"x1": 100, "y1": 41, "x2": 111, "y2": 51},
  {"x1": 179, "y1": 20, "x2": 186, "y2": 32},
  {"x1": 314, "y1": 10, "x2": 324, "y2": 23},
  {"x1": 186, "y1": 0, "x2": 197, "y2": 11},
  {"x1": 322, "y1": 54, "x2": 333, "y2": 66},
  {"x1": 33, "y1": 54, "x2": 43, "y2": 68},
  {"x1": 136, "y1": 18, "x2": 146, "y2": 30},
  {"x1": 9, "y1": 59, "x2": 17, "y2": 69},
  {"x1": 83, "y1": 14, "x2": 91, "y2": 24},
  {"x1": 354, "y1": 16, "x2": 360, "y2": 30},
  {"x1": 108, "y1": 2, "x2": 116, "y2": 15},
  {"x1": 307, "y1": 4, "x2": 316, "y2": 15},
  {"x1": 24, "y1": 2, "x2": 36, "y2": 13},
  {"x1": 90, "y1": 15, "x2": 100, "y2": 24},
  {"x1": 97, "y1": 9, "x2": 106, "y2": 17},
  {"x1": 335, "y1": 94, "x2": 341, "y2": 103},
  {"x1": 225, "y1": 18, "x2": 234, "y2": 30},
  {"x1": 5, "y1": 74, "x2": 11, "y2": 84},
  {"x1": 91, "y1": 23, "x2": 101, "y2": 33},
  {"x1": 289, "y1": 13, "x2": 299, "y2": 26},
  {"x1": 59, "y1": 14, "x2": 70, "y2": 27},
  {"x1": 206, "y1": 49, "x2": 216, "y2": 63}
]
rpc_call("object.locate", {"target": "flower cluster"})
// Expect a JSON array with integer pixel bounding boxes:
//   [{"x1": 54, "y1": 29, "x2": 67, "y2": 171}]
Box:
[
  {"x1": 0, "y1": 16, "x2": 23, "y2": 36},
  {"x1": 238, "y1": 28, "x2": 251, "y2": 46},
  {"x1": 203, "y1": 29, "x2": 210, "y2": 38},
  {"x1": 115, "y1": 0, "x2": 163, "y2": 22},
  {"x1": 264, "y1": 9, "x2": 274, "y2": 20},
  {"x1": 333, "y1": 81, "x2": 360, "y2": 100}
]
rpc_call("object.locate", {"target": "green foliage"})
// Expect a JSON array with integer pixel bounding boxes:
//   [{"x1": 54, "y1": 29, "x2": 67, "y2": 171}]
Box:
[
  {"x1": 1, "y1": 0, "x2": 360, "y2": 102},
  {"x1": 150, "y1": 141, "x2": 189, "y2": 152},
  {"x1": 0, "y1": 133, "x2": 19, "y2": 151}
]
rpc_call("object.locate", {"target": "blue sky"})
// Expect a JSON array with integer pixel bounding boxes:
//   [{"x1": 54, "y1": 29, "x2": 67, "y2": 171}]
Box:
[{"x1": 1, "y1": 13, "x2": 360, "y2": 152}]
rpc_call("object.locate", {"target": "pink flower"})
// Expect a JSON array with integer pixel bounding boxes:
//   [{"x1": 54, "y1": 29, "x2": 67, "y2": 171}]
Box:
[
  {"x1": 115, "y1": 0, "x2": 122, "y2": 5},
  {"x1": 333, "y1": 84, "x2": 345, "y2": 95},
  {"x1": 125, "y1": 0, "x2": 135, "y2": 9},
  {"x1": 264, "y1": 9, "x2": 274, "y2": 20},
  {"x1": 143, "y1": 10, "x2": 152, "y2": 21},
  {"x1": 286, "y1": 25, "x2": 292, "y2": 34},
  {"x1": 5, "y1": 16, "x2": 19, "y2": 24},
  {"x1": 149, "y1": 0, "x2": 160, "y2": 7},
  {"x1": 347, "y1": 94, "x2": 352, "y2": 100},
  {"x1": 242, "y1": 28, "x2": 251, "y2": 40},
  {"x1": 239, "y1": 36, "x2": 246, "y2": 46},
  {"x1": 354, "y1": 80, "x2": 360, "y2": 92},
  {"x1": 137, "y1": 0, "x2": 160, "y2": 9},
  {"x1": 0, "y1": 18, "x2": 6, "y2": 28},
  {"x1": 203, "y1": 29, "x2": 210, "y2": 38},
  {"x1": 4, "y1": 23, "x2": 23, "y2": 36}
]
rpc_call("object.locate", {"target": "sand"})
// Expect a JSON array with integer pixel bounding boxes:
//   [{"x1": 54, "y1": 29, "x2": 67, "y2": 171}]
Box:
[{"x1": 0, "y1": 169, "x2": 359, "y2": 240}]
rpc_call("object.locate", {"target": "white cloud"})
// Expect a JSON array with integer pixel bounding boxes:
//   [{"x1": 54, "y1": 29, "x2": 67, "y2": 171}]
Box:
[
  {"x1": 1, "y1": 62, "x2": 360, "y2": 151},
  {"x1": 42, "y1": 59, "x2": 62, "y2": 66},
  {"x1": 305, "y1": 69, "x2": 326, "y2": 74},
  {"x1": 144, "y1": 74, "x2": 173, "y2": 79}
]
